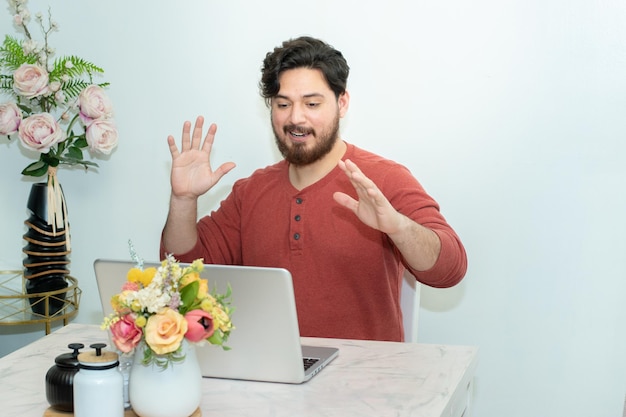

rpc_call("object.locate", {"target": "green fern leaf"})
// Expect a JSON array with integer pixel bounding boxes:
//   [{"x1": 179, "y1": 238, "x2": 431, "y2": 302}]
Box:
[
  {"x1": 50, "y1": 55, "x2": 104, "y2": 82},
  {"x1": 0, "y1": 36, "x2": 37, "y2": 71},
  {"x1": 61, "y1": 79, "x2": 91, "y2": 100}
]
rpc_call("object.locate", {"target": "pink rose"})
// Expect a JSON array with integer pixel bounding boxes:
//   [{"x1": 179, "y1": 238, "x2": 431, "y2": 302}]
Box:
[
  {"x1": 18, "y1": 113, "x2": 66, "y2": 153},
  {"x1": 122, "y1": 281, "x2": 139, "y2": 292},
  {"x1": 0, "y1": 102, "x2": 22, "y2": 135},
  {"x1": 144, "y1": 308, "x2": 188, "y2": 355},
  {"x1": 78, "y1": 85, "x2": 113, "y2": 126},
  {"x1": 110, "y1": 315, "x2": 143, "y2": 353},
  {"x1": 184, "y1": 310, "x2": 215, "y2": 343},
  {"x1": 13, "y1": 64, "x2": 49, "y2": 99},
  {"x1": 85, "y1": 119, "x2": 118, "y2": 155}
]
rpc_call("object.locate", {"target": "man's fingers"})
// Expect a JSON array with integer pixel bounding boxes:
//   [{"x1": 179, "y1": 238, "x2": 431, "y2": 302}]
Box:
[
  {"x1": 213, "y1": 162, "x2": 237, "y2": 182},
  {"x1": 201, "y1": 123, "x2": 218, "y2": 153},
  {"x1": 190, "y1": 116, "x2": 205, "y2": 150},
  {"x1": 333, "y1": 191, "x2": 358, "y2": 212},
  {"x1": 180, "y1": 120, "x2": 192, "y2": 151},
  {"x1": 167, "y1": 135, "x2": 180, "y2": 158}
]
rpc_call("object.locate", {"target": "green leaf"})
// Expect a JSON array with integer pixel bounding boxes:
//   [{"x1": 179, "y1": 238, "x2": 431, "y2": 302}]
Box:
[
  {"x1": 21, "y1": 160, "x2": 49, "y2": 177},
  {"x1": 57, "y1": 156, "x2": 98, "y2": 168},
  {"x1": 0, "y1": 36, "x2": 37, "y2": 71},
  {"x1": 66, "y1": 146, "x2": 83, "y2": 160},
  {"x1": 1, "y1": 74, "x2": 14, "y2": 91},
  {"x1": 179, "y1": 281, "x2": 199, "y2": 314},
  {"x1": 207, "y1": 331, "x2": 223, "y2": 345},
  {"x1": 41, "y1": 153, "x2": 60, "y2": 167},
  {"x1": 16, "y1": 102, "x2": 32, "y2": 114},
  {"x1": 74, "y1": 137, "x2": 88, "y2": 148},
  {"x1": 60, "y1": 79, "x2": 91, "y2": 100},
  {"x1": 50, "y1": 55, "x2": 104, "y2": 80}
]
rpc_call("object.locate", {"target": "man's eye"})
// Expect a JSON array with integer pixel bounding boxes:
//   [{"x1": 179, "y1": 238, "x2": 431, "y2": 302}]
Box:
[
  {"x1": 307, "y1": 102, "x2": 320, "y2": 108},
  {"x1": 276, "y1": 103, "x2": 289, "y2": 108}
]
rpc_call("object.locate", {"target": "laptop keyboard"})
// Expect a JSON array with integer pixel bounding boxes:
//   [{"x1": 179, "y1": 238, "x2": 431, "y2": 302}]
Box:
[{"x1": 303, "y1": 357, "x2": 320, "y2": 371}]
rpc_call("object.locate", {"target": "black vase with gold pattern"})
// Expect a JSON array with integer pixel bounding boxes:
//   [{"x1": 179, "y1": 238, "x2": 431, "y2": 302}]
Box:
[{"x1": 22, "y1": 181, "x2": 71, "y2": 315}]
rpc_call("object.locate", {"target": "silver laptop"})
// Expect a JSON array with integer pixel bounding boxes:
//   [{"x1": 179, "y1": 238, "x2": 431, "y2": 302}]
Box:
[{"x1": 93, "y1": 259, "x2": 339, "y2": 384}]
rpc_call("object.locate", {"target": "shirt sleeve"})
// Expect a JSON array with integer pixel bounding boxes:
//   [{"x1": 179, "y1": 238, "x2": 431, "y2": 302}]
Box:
[
  {"x1": 159, "y1": 180, "x2": 245, "y2": 264},
  {"x1": 378, "y1": 163, "x2": 467, "y2": 288}
]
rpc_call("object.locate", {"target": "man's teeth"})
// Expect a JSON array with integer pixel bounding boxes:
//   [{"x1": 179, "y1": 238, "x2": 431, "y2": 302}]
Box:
[{"x1": 291, "y1": 132, "x2": 305, "y2": 137}]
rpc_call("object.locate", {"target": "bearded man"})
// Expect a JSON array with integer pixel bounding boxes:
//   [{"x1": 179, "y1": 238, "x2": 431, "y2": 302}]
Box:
[{"x1": 161, "y1": 36, "x2": 467, "y2": 342}]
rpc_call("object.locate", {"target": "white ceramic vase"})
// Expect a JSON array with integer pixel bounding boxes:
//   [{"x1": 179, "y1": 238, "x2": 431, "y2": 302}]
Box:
[{"x1": 129, "y1": 340, "x2": 202, "y2": 417}]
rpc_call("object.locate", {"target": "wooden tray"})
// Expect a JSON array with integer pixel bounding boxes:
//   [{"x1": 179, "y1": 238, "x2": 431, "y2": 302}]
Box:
[{"x1": 44, "y1": 406, "x2": 201, "y2": 417}]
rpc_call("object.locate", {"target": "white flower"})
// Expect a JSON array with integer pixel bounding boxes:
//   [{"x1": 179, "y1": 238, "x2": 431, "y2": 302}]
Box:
[
  {"x1": 137, "y1": 281, "x2": 171, "y2": 314},
  {"x1": 13, "y1": 63, "x2": 49, "y2": 99},
  {"x1": 3, "y1": 3, "x2": 117, "y2": 178},
  {"x1": 49, "y1": 81, "x2": 61, "y2": 92},
  {"x1": 85, "y1": 119, "x2": 118, "y2": 154},
  {"x1": 54, "y1": 90, "x2": 66, "y2": 104},
  {"x1": 18, "y1": 113, "x2": 66, "y2": 153},
  {"x1": 22, "y1": 39, "x2": 37, "y2": 55},
  {"x1": 0, "y1": 102, "x2": 22, "y2": 135}
]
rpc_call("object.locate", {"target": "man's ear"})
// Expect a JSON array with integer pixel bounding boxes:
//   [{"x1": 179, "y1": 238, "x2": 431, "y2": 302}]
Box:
[{"x1": 338, "y1": 91, "x2": 350, "y2": 118}]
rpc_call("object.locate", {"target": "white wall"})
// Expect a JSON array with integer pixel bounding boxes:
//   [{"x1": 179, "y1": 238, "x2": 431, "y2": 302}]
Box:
[{"x1": 1, "y1": 1, "x2": 625, "y2": 416}]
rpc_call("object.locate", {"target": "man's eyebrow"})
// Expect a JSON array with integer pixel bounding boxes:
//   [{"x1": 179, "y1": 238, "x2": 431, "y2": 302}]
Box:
[{"x1": 274, "y1": 93, "x2": 325, "y2": 100}]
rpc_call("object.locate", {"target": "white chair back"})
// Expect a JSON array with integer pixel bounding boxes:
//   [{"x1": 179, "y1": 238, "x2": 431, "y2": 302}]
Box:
[{"x1": 400, "y1": 270, "x2": 421, "y2": 343}]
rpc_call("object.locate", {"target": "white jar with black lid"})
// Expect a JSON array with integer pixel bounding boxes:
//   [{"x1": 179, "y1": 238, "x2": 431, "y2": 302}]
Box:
[{"x1": 73, "y1": 343, "x2": 124, "y2": 417}]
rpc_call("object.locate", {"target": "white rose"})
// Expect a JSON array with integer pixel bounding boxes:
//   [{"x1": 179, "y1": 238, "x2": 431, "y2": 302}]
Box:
[
  {"x1": 85, "y1": 119, "x2": 118, "y2": 155},
  {"x1": 78, "y1": 85, "x2": 114, "y2": 125},
  {"x1": 0, "y1": 102, "x2": 22, "y2": 135},
  {"x1": 13, "y1": 63, "x2": 49, "y2": 99},
  {"x1": 18, "y1": 113, "x2": 66, "y2": 153}
]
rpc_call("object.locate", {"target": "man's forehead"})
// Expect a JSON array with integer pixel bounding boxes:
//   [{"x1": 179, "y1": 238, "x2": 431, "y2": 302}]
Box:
[{"x1": 275, "y1": 68, "x2": 332, "y2": 99}]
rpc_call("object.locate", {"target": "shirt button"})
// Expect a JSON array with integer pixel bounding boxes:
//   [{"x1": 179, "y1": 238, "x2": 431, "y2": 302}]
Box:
[
  {"x1": 293, "y1": 233, "x2": 300, "y2": 240},
  {"x1": 295, "y1": 198, "x2": 303, "y2": 204},
  {"x1": 294, "y1": 215, "x2": 301, "y2": 221}
]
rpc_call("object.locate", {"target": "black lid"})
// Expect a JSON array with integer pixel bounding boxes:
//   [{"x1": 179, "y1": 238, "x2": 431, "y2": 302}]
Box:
[{"x1": 54, "y1": 343, "x2": 84, "y2": 368}]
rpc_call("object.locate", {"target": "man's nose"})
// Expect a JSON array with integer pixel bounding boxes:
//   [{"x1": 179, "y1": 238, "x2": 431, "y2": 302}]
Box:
[{"x1": 288, "y1": 103, "x2": 306, "y2": 125}]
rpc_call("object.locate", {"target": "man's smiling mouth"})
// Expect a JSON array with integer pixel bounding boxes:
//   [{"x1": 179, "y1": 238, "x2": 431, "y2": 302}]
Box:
[{"x1": 285, "y1": 126, "x2": 313, "y2": 141}]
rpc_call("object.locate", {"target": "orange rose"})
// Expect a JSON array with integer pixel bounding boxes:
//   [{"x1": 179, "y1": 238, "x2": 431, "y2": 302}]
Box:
[{"x1": 144, "y1": 308, "x2": 188, "y2": 355}]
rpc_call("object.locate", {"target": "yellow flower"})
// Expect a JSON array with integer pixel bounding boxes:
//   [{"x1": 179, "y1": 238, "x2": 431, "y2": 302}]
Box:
[
  {"x1": 144, "y1": 308, "x2": 188, "y2": 355},
  {"x1": 180, "y1": 271, "x2": 200, "y2": 287},
  {"x1": 135, "y1": 315, "x2": 147, "y2": 328},
  {"x1": 110, "y1": 294, "x2": 123, "y2": 312},
  {"x1": 200, "y1": 295, "x2": 216, "y2": 312},
  {"x1": 130, "y1": 299, "x2": 142, "y2": 313},
  {"x1": 211, "y1": 306, "x2": 233, "y2": 332},
  {"x1": 127, "y1": 267, "x2": 157, "y2": 287},
  {"x1": 198, "y1": 279, "x2": 209, "y2": 298},
  {"x1": 190, "y1": 259, "x2": 204, "y2": 271}
]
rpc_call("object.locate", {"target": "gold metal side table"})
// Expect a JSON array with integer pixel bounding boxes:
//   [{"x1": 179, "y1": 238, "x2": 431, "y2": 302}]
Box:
[{"x1": 0, "y1": 270, "x2": 81, "y2": 335}]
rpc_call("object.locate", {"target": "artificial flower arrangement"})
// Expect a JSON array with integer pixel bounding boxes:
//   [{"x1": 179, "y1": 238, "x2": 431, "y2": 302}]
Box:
[
  {"x1": 0, "y1": 0, "x2": 118, "y2": 177},
  {"x1": 102, "y1": 254, "x2": 234, "y2": 368}
]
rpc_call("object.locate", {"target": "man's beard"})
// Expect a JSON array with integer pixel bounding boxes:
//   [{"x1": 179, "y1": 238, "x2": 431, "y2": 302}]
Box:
[{"x1": 272, "y1": 112, "x2": 340, "y2": 166}]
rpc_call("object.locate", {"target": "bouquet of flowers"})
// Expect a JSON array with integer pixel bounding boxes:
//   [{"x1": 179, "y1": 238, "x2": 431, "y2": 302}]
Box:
[
  {"x1": 0, "y1": 0, "x2": 118, "y2": 177},
  {"x1": 102, "y1": 255, "x2": 234, "y2": 368}
]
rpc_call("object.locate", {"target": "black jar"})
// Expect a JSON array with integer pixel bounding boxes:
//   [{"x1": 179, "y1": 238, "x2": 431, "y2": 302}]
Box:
[{"x1": 45, "y1": 343, "x2": 84, "y2": 411}]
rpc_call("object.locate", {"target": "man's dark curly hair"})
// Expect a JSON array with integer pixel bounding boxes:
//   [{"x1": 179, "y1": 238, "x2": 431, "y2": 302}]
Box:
[{"x1": 259, "y1": 36, "x2": 350, "y2": 106}]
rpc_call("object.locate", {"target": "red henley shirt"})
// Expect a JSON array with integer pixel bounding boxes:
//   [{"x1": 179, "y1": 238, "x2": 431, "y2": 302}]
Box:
[{"x1": 160, "y1": 142, "x2": 467, "y2": 341}]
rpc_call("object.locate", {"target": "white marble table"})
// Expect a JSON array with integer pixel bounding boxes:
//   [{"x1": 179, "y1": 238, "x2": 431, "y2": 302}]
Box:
[{"x1": 0, "y1": 323, "x2": 478, "y2": 417}]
